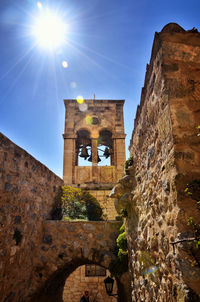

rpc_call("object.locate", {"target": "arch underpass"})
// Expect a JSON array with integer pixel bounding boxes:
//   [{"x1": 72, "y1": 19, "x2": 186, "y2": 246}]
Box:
[{"x1": 28, "y1": 220, "x2": 122, "y2": 302}]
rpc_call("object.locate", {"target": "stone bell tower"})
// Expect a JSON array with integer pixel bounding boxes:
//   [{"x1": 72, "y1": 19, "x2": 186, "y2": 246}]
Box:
[
  {"x1": 63, "y1": 98, "x2": 126, "y2": 218},
  {"x1": 62, "y1": 98, "x2": 126, "y2": 298}
]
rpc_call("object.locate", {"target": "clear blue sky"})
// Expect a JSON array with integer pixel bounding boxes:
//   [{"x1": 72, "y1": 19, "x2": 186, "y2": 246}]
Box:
[{"x1": 0, "y1": 0, "x2": 199, "y2": 177}]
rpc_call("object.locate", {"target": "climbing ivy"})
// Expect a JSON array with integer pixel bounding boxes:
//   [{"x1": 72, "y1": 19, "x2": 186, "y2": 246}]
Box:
[
  {"x1": 187, "y1": 217, "x2": 200, "y2": 249},
  {"x1": 124, "y1": 156, "x2": 134, "y2": 175},
  {"x1": 184, "y1": 180, "x2": 200, "y2": 266},
  {"x1": 184, "y1": 180, "x2": 200, "y2": 201},
  {"x1": 109, "y1": 223, "x2": 128, "y2": 277},
  {"x1": 197, "y1": 125, "x2": 200, "y2": 137}
]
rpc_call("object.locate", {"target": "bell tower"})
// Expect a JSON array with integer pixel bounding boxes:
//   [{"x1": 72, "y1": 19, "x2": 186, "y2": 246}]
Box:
[{"x1": 63, "y1": 98, "x2": 126, "y2": 188}]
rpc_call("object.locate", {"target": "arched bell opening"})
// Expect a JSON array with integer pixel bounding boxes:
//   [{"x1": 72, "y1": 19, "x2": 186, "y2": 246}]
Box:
[
  {"x1": 97, "y1": 129, "x2": 113, "y2": 167},
  {"x1": 76, "y1": 129, "x2": 92, "y2": 166},
  {"x1": 76, "y1": 129, "x2": 114, "y2": 167}
]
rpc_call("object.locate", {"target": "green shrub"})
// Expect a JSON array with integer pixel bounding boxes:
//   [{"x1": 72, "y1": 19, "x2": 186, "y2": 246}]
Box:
[
  {"x1": 117, "y1": 232, "x2": 128, "y2": 251},
  {"x1": 61, "y1": 186, "x2": 103, "y2": 221},
  {"x1": 120, "y1": 223, "x2": 125, "y2": 233},
  {"x1": 109, "y1": 251, "x2": 128, "y2": 277},
  {"x1": 124, "y1": 156, "x2": 134, "y2": 175},
  {"x1": 109, "y1": 223, "x2": 128, "y2": 276}
]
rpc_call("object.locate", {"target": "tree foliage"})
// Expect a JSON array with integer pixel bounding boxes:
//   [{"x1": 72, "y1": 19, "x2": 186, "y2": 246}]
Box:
[{"x1": 61, "y1": 186, "x2": 103, "y2": 221}]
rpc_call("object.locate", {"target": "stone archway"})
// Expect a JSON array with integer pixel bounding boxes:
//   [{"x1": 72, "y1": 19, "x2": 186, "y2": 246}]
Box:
[
  {"x1": 30, "y1": 259, "x2": 129, "y2": 302},
  {"x1": 27, "y1": 220, "x2": 128, "y2": 302},
  {"x1": 30, "y1": 259, "x2": 105, "y2": 302}
]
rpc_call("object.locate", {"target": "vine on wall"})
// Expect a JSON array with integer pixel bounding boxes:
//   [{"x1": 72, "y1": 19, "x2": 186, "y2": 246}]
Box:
[{"x1": 109, "y1": 223, "x2": 129, "y2": 277}]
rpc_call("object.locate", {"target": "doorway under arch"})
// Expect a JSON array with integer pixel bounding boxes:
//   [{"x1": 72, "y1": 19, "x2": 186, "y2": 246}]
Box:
[{"x1": 63, "y1": 264, "x2": 117, "y2": 302}]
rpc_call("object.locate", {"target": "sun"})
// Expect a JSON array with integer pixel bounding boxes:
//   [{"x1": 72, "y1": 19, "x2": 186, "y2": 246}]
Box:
[{"x1": 32, "y1": 10, "x2": 67, "y2": 50}]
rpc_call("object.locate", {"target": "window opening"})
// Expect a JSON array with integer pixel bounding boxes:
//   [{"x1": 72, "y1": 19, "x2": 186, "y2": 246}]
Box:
[
  {"x1": 76, "y1": 129, "x2": 92, "y2": 166},
  {"x1": 85, "y1": 264, "x2": 106, "y2": 277},
  {"x1": 76, "y1": 129, "x2": 113, "y2": 166}
]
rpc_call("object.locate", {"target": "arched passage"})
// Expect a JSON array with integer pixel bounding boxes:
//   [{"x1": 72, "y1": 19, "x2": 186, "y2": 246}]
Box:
[
  {"x1": 27, "y1": 221, "x2": 130, "y2": 302},
  {"x1": 30, "y1": 259, "x2": 107, "y2": 302},
  {"x1": 30, "y1": 259, "x2": 128, "y2": 302}
]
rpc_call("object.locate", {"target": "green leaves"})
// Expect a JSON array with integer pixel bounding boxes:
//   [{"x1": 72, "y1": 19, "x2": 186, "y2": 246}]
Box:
[
  {"x1": 61, "y1": 186, "x2": 103, "y2": 221},
  {"x1": 109, "y1": 223, "x2": 128, "y2": 276},
  {"x1": 187, "y1": 216, "x2": 194, "y2": 226},
  {"x1": 124, "y1": 156, "x2": 134, "y2": 175},
  {"x1": 196, "y1": 240, "x2": 200, "y2": 249},
  {"x1": 184, "y1": 181, "x2": 200, "y2": 205},
  {"x1": 117, "y1": 232, "x2": 128, "y2": 252}
]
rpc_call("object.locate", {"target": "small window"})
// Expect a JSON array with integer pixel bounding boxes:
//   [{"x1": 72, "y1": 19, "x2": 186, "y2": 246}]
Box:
[{"x1": 85, "y1": 265, "x2": 106, "y2": 277}]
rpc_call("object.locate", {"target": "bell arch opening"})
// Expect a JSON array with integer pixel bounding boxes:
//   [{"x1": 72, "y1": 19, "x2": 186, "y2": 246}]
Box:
[
  {"x1": 97, "y1": 129, "x2": 113, "y2": 167},
  {"x1": 76, "y1": 128, "x2": 113, "y2": 167},
  {"x1": 63, "y1": 99, "x2": 126, "y2": 184},
  {"x1": 76, "y1": 129, "x2": 92, "y2": 166}
]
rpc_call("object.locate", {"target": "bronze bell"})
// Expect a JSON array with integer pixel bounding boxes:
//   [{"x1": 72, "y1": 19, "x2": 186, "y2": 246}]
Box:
[
  {"x1": 79, "y1": 146, "x2": 89, "y2": 160},
  {"x1": 103, "y1": 147, "x2": 110, "y2": 158}
]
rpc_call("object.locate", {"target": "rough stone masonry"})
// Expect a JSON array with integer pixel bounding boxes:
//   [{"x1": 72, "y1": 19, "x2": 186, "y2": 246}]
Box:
[
  {"x1": 111, "y1": 23, "x2": 200, "y2": 302},
  {"x1": 0, "y1": 133, "x2": 122, "y2": 302}
]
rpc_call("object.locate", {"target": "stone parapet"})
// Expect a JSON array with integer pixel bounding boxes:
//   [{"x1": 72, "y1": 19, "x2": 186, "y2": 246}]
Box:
[{"x1": 74, "y1": 166, "x2": 116, "y2": 184}]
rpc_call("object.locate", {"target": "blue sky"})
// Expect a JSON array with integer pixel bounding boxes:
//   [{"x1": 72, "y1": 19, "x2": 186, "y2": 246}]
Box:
[{"x1": 0, "y1": 0, "x2": 199, "y2": 177}]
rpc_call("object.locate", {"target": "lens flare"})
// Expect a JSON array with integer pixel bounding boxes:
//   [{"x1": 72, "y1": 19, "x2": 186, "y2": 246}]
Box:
[
  {"x1": 32, "y1": 10, "x2": 67, "y2": 49},
  {"x1": 76, "y1": 95, "x2": 84, "y2": 104},
  {"x1": 79, "y1": 103, "x2": 88, "y2": 112},
  {"x1": 142, "y1": 266, "x2": 159, "y2": 275},
  {"x1": 37, "y1": 2, "x2": 42, "y2": 9},
  {"x1": 62, "y1": 61, "x2": 68, "y2": 68},
  {"x1": 85, "y1": 115, "x2": 93, "y2": 124}
]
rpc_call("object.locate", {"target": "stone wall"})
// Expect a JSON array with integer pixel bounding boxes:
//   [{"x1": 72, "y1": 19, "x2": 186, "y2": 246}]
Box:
[
  {"x1": 0, "y1": 132, "x2": 64, "y2": 302},
  {"x1": 29, "y1": 220, "x2": 122, "y2": 302},
  {"x1": 74, "y1": 166, "x2": 116, "y2": 184},
  {"x1": 63, "y1": 265, "x2": 117, "y2": 302},
  {"x1": 112, "y1": 23, "x2": 200, "y2": 302},
  {"x1": 89, "y1": 190, "x2": 118, "y2": 220},
  {"x1": 0, "y1": 132, "x2": 126, "y2": 302}
]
